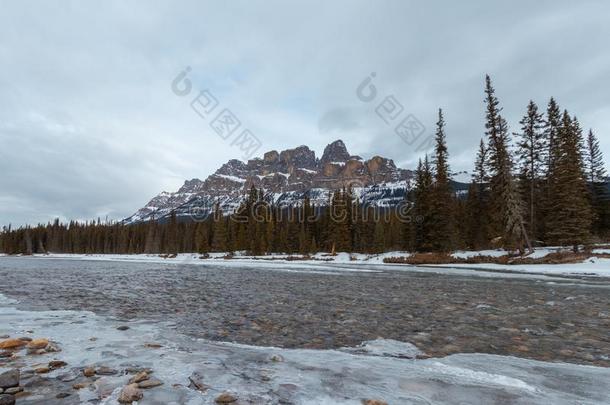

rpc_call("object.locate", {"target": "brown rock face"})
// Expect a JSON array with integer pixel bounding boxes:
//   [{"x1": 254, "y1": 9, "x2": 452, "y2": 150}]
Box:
[
  {"x1": 263, "y1": 150, "x2": 279, "y2": 164},
  {"x1": 125, "y1": 139, "x2": 414, "y2": 224}
]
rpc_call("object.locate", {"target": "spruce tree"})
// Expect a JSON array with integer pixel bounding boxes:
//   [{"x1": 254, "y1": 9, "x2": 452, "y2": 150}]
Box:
[
  {"x1": 429, "y1": 108, "x2": 455, "y2": 251},
  {"x1": 546, "y1": 112, "x2": 592, "y2": 250},
  {"x1": 413, "y1": 156, "x2": 434, "y2": 251},
  {"x1": 483, "y1": 75, "x2": 531, "y2": 251},
  {"x1": 211, "y1": 204, "x2": 228, "y2": 252},
  {"x1": 538, "y1": 97, "x2": 563, "y2": 240},
  {"x1": 515, "y1": 100, "x2": 545, "y2": 241},
  {"x1": 585, "y1": 129, "x2": 609, "y2": 237},
  {"x1": 585, "y1": 129, "x2": 607, "y2": 184},
  {"x1": 465, "y1": 139, "x2": 491, "y2": 249}
]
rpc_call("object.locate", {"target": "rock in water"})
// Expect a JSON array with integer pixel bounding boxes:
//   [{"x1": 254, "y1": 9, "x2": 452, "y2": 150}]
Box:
[
  {"x1": 25, "y1": 339, "x2": 48, "y2": 350},
  {"x1": 0, "y1": 339, "x2": 25, "y2": 350},
  {"x1": 138, "y1": 379, "x2": 163, "y2": 389},
  {"x1": 188, "y1": 372, "x2": 209, "y2": 392},
  {"x1": 95, "y1": 366, "x2": 118, "y2": 376},
  {"x1": 362, "y1": 400, "x2": 388, "y2": 405},
  {"x1": 129, "y1": 371, "x2": 148, "y2": 384},
  {"x1": 83, "y1": 367, "x2": 95, "y2": 377},
  {"x1": 215, "y1": 392, "x2": 238, "y2": 403},
  {"x1": 0, "y1": 370, "x2": 19, "y2": 389},
  {"x1": 48, "y1": 360, "x2": 67, "y2": 369},
  {"x1": 72, "y1": 382, "x2": 91, "y2": 390},
  {"x1": 0, "y1": 394, "x2": 16, "y2": 405},
  {"x1": 118, "y1": 384, "x2": 143, "y2": 403}
]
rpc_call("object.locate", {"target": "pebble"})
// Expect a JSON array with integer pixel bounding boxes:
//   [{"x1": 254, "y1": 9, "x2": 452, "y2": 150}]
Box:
[
  {"x1": 125, "y1": 367, "x2": 152, "y2": 375},
  {"x1": 138, "y1": 379, "x2": 163, "y2": 389},
  {"x1": 56, "y1": 392, "x2": 71, "y2": 399},
  {"x1": 26, "y1": 339, "x2": 48, "y2": 350},
  {"x1": 0, "y1": 370, "x2": 19, "y2": 390},
  {"x1": 129, "y1": 371, "x2": 148, "y2": 384},
  {"x1": 95, "y1": 366, "x2": 118, "y2": 376},
  {"x1": 72, "y1": 382, "x2": 91, "y2": 390},
  {"x1": 215, "y1": 392, "x2": 238, "y2": 403},
  {"x1": 0, "y1": 340, "x2": 25, "y2": 350},
  {"x1": 362, "y1": 400, "x2": 388, "y2": 405},
  {"x1": 48, "y1": 360, "x2": 67, "y2": 370},
  {"x1": 34, "y1": 367, "x2": 49, "y2": 374},
  {"x1": 83, "y1": 367, "x2": 96, "y2": 377},
  {"x1": 116, "y1": 326, "x2": 130, "y2": 331},
  {"x1": 118, "y1": 383, "x2": 143, "y2": 403},
  {"x1": 3, "y1": 388, "x2": 21, "y2": 395}
]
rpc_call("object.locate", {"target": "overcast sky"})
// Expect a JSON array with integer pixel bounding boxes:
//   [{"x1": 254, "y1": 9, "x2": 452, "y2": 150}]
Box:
[{"x1": 1, "y1": 0, "x2": 609, "y2": 227}]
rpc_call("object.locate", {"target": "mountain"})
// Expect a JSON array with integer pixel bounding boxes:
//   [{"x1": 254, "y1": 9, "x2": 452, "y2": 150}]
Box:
[{"x1": 124, "y1": 140, "x2": 419, "y2": 224}]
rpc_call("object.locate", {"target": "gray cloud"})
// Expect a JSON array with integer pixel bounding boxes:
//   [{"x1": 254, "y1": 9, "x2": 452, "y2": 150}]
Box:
[{"x1": 1, "y1": 0, "x2": 609, "y2": 226}]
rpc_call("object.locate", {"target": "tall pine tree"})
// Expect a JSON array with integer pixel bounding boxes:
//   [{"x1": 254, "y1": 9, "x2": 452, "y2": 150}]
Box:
[{"x1": 429, "y1": 108, "x2": 455, "y2": 252}]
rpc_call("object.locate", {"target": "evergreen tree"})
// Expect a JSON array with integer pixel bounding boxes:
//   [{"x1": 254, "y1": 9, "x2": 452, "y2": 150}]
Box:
[
  {"x1": 585, "y1": 129, "x2": 607, "y2": 184},
  {"x1": 211, "y1": 204, "x2": 228, "y2": 252},
  {"x1": 483, "y1": 75, "x2": 531, "y2": 251},
  {"x1": 330, "y1": 189, "x2": 352, "y2": 252},
  {"x1": 546, "y1": 112, "x2": 593, "y2": 250},
  {"x1": 585, "y1": 129, "x2": 609, "y2": 237},
  {"x1": 515, "y1": 100, "x2": 546, "y2": 241},
  {"x1": 539, "y1": 97, "x2": 563, "y2": 240},
  {"x1": 413, "y1": 156, "x2": 434, "y2": 251},
  {"x1": 429, "y1": 108, "x2": 455, "y2": 252}
]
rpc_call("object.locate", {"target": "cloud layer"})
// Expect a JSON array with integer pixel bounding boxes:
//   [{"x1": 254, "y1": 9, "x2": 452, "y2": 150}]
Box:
[{"x1": 1, "y1": 0, "x2": 609, "y2": 226}]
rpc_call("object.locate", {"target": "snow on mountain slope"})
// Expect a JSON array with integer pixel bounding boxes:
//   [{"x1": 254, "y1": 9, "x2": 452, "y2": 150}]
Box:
[{"x1": 124, "y1": 140, "x2": 420, "y2": 223}]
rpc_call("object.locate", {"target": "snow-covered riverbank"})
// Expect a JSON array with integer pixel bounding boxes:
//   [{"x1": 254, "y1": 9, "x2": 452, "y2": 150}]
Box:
[{"x1": 9, "y1": 248, "x2": 610, "y2": 278}]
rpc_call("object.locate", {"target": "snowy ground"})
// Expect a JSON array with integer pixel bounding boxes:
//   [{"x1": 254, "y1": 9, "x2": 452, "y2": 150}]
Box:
[
  {"x1": 1, "y1": 293, "x2": 609, "y2": 404},
  {"x1": 19, "y1": 248, "x2": 610, "y2": 278}
]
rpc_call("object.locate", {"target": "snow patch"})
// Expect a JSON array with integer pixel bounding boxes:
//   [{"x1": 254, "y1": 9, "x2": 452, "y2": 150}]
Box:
[{"x1": 343, "y1": 339, "x2": 423, "y2": 359}]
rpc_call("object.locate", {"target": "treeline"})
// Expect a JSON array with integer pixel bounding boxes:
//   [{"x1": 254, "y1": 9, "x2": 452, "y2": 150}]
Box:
[{"x1": 1, "y1": 76, "x2": 608, "y2": 255}]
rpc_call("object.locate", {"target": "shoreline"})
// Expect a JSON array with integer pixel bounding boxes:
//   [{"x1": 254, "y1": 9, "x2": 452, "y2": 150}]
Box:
[{"x1": 3, "y1": 249, "x2": 610, "y2": 278}]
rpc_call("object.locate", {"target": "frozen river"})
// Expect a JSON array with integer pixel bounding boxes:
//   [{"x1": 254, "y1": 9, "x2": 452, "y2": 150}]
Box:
[{"x1": 0, "y1": 256, "x2": 609, "y2": 404}]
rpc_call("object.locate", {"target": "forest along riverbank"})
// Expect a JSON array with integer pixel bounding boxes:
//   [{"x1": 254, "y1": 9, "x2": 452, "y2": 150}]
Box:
[{"x1": 0, "y1": 257, "x2": 608, "y2": 367}]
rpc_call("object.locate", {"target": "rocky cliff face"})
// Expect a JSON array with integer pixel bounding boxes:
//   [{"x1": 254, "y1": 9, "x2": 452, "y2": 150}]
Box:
[{"x1": 124, "y1": 140, "x2": 415, "y2": 223}]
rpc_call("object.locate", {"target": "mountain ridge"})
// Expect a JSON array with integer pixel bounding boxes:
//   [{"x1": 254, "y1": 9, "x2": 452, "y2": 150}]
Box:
[{"x1": 124, "y1": 140, "x2": 421, "y2": 224}]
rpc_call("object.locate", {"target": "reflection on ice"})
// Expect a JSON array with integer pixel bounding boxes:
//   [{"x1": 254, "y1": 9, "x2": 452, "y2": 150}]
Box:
[{"x1": 0, "y1": 295, "x2": 609, "y2": 404}]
